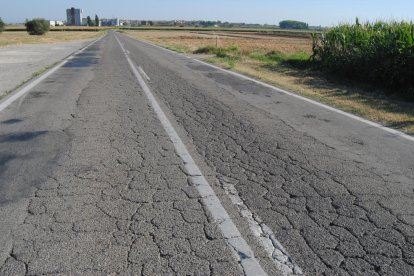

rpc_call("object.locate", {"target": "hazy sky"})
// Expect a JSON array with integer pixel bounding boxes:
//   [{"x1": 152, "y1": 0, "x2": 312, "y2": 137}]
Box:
[{"x1": 2, "y1": 0, "x2": 413, "y2": 26}]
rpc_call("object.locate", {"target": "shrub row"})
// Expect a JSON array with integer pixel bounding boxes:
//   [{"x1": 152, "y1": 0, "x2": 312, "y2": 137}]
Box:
[{"x1": 312, "y1": 19, "x2": 414, "y2": 97}]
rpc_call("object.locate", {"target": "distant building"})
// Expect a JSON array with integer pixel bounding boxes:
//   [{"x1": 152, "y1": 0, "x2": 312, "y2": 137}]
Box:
[
  {"x1": 100, "y1": 18, "x2": 120, "y2": 27},
  {"x1": 153, "y1": 20, "x2": 175, "y2": 26},
  {"x1": 49, "y1": 20, "x2": 64, "y2": 27},
  {"x1": 66, "y1": 7, "x2": 83, "y2": 26}
]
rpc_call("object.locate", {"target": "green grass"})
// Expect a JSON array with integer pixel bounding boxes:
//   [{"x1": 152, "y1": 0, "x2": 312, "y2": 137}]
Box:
[{"x1": 249, "y1": 50, "x2": 310, "y2": 67}]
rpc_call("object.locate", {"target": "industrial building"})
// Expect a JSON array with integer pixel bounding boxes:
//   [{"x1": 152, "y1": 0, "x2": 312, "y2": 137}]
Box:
[
  {"x1": 100, "y1": 18, "x2": 120, "y2": 27},
  {"x1": 66, "y1": 7, "x2": 83, "y2": 26}
]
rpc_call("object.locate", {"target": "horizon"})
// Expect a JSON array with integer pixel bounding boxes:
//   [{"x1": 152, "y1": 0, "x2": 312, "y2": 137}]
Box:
[{"x1": 2, "y1": 0, "x2": 414, "y2": 27}]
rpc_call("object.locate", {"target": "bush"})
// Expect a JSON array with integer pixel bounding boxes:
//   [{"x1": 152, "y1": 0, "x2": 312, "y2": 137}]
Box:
[
  {"x1": 194, "y1": 45, "x2": 242, "y2": 68},
  {"x1": 312, "y1": 19, "x2": 414, "y2": 97},
  {"x1": 25, "y1": 18, "x2": 50, "y2": 35},
  {"x1": 194, "y1": 45, "x2": 242, "y2": 58},
  {"x1": 193, "y1": 46, "x2": 216, "y2": 54},
  {"x1": 0, "y1": 18, "x2": 5, "y2": 33}
]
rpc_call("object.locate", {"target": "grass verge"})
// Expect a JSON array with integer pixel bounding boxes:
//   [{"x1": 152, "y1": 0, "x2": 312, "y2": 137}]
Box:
[{"x1": 125, "y1": 30, "x2": 414, "y2": 135}]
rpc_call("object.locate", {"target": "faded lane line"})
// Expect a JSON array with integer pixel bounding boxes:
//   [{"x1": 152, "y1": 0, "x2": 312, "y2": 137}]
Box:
[
  {"x1": 115, "y1": 34, "x2": 267, "y2": 276},
  {"x1": 219, "y1": 176, "x2": 303, "y2": 275},
  {"x1": 125, "y1": 34, "x2": 414, "y2": 143},
  {"x1": 138, "y1": 66, "x2": 151, "y2": 81},
  {"x1": 0, "y1": 37, "x2": 103, "y2": 114}
]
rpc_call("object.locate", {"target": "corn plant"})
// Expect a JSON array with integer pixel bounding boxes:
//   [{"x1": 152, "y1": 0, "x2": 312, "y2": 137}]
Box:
[{"x1": 312, "y1": 19, "x2": 414, "y2": 97}]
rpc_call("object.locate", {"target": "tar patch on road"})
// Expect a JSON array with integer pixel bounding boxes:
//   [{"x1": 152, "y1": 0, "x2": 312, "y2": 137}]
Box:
[
  {"x1": 64, "y1": 48, "x2": 101, "y2": 69},
  {"x1": 187, "y1": 63, "x2": 216, "y2": 72},
  {"x1": 0, "y1": 131, "x2": 48, "y2": 143},
  {"x1": 63, "y1": 56, "x2": 99, "y2": 68},
  {"x1": 1, "y1": 118, "x2": 23, "y2": 125},
  {"x1": 29, "y1": 91, "x2": 49, "y2": 98}
]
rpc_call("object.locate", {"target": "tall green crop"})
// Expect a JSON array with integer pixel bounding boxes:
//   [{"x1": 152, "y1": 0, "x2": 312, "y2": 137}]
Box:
[{"x1": 312, "y1": 19, "x2": 414, "y2": 97}]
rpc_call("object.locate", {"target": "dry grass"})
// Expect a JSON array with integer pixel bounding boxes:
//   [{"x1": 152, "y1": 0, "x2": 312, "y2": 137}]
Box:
[
  {"x1": 126, "y1": 30, "x2": 414, "y2": 135},
  {"x1": 126, "y1": 30, "x2": 312, "y2": 54},
  {"x1": 0, "y1": 31, "x2": 104, "y2": 48}
]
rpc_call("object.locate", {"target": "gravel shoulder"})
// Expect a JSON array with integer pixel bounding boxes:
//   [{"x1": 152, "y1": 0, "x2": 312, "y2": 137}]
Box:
[{"x1": 0, "y1": 39, "x2": 96, "y2": 97}]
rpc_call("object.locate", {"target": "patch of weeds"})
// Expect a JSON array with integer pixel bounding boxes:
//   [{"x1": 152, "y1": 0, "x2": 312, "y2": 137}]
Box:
[
  {"x1": 193, "y1": 45, "x2": 216, "y2": 54},
  {"x1": 249, "y1": 51, "x2": 285, "y2": 63},
  {"x1": 195, "y1": 45, "x2": 242, "y2": 68},
  {"x1": 206, "y1": 56, "x2": 236, "y2": 69},
  {"x1": 165, "y1": 44, "x2": 191, "y2": 53},
  {"x1": 250, "y1": 50, "x2": 311, "y2": 69}
]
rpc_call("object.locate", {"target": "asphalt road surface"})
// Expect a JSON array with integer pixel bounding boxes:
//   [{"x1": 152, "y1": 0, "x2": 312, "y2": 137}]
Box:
[{"x1": 0, "y1": 31, "x2": 413, "y2": 275}]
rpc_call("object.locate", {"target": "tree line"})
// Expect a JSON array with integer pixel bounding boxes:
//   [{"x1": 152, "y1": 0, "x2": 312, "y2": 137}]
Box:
[
  {"x1": 279, "y1": 20, "x2": 309, "y2": 30},
  {"x1": 86, "y1": 15, "x2": 100, "y2": 26}
]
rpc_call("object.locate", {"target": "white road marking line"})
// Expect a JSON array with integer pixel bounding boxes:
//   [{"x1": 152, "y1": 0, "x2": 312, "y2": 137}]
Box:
[
  {"x1": 219, "y1": 177, "x2": 303, "y2": 275},
  {"x1": 0, "y1": 37, "x2": 103, "y2": 114},
  {"x1": 115, "y1": 35, "x2": 267, "y2": 276},
  {"x1": 127, "y1": 34, "x2": 414, "y2": 143},
  {"x1": 138, "y1": 66, "x2": 151, "y2": 81}
]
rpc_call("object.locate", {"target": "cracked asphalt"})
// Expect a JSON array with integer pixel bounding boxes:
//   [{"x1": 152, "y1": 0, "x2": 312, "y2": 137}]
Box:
[{"x1": 0, "y1": 31, "x2": 414, "y2": 275}]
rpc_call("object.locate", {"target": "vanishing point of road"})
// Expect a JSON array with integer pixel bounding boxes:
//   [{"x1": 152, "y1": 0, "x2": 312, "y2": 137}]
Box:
[{"x1": 0, "y1": 31, "x2": 413, "y2": 275}]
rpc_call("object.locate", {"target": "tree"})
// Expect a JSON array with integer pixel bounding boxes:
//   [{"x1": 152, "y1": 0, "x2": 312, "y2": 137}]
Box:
[
  {"x1": 279, "y1": 20, "x2": 309, "y2": 30},
  {"x1": 87, "y1": 16, "x2": 94, "y2": 26},
  {"x1": 0, "y1": 18, "x2": 5, "y2": 33},
  {"x1": 95, "y1": 15, "x2": 99, "y2": 27},
  {"x1": 25, "y1": 18, "x2": 50, "y2": 35}
]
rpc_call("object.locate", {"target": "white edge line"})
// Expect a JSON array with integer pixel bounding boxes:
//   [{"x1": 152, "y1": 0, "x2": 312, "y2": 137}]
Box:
[
  {"x1": 120, "y1": 34, "x2": 414, "y2": 143},
  {"x1": 115, "y1": 34, "x2": 267, "y2": 276},
  {"x1": 0, "y1": 36, "x2": 104, "y2": 113}
]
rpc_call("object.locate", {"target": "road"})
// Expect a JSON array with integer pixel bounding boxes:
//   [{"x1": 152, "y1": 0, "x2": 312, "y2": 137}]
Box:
[{"x1": 0, "y1": 31, "x2": 413, "y2": 275}]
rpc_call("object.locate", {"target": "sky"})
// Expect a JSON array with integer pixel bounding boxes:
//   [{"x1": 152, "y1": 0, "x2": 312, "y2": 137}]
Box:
[{"x1": 1, "y1": 0, "x2": 414, "y2": 27}]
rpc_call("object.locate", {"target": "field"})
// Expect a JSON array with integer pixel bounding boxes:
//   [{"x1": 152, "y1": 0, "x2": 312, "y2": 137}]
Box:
[
  {"x1": 0, "y1": 30, "x2": 104, "y2": 47},
  {"x1": 127, "y1": 30, "x2": 312, "y2": 54},
  {"x1": 121, "y1": 26, "x2": 318, "y2": 36},
  {"x1": 125, "y1": 30, "x2": 414, "y2": 134}
]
